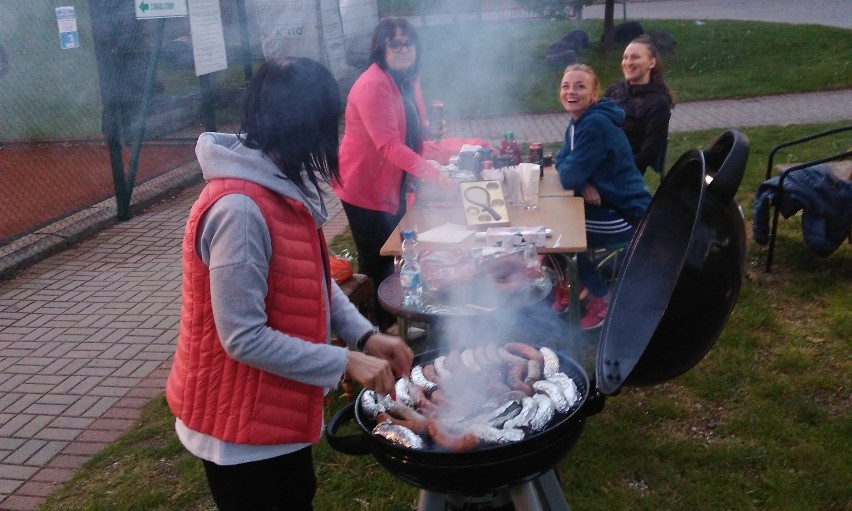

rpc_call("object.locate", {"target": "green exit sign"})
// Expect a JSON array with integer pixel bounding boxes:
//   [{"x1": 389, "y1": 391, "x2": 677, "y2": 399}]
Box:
[{"x1": 136, "y1": 0, "x2": 188, "y2": 19}]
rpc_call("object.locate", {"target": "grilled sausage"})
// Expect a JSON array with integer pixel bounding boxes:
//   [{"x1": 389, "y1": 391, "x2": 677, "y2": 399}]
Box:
[
  {"x1": 504, "y1": 342, "x2": 545, "y2": 364},
  {"x1": 497, "y1": 346, "x2": 526, "y2": 365},
  {"x1": 427, "y1": 419, "x2": 480, "y2": 451},
  {"x1": 524, "y1": 359, "x2": 542, "y2": 385},
  {"x1": 460, "y1": 348, "x2": 482, "y2": 371},
  {"x1": 376, "y1": 411, "x2": 429, "y2": 435},
  {"x1": 507, "y1": 361, "x2": 533, "y2": 395},
  {"x1": 443, "y1": 349, "x2": 466, "y2": 374},
  {"x1": 422, "y1": 363, "x2": 440, "y2": 384}
]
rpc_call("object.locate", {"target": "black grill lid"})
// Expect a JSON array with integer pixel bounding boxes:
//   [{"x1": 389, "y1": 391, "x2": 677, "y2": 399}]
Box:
[{"x1": 596, "y1": 131, "x2": 749, "y2": 395}]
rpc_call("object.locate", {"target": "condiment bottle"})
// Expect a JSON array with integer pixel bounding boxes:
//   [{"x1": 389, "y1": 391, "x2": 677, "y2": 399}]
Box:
[
  {"x1": 500, "y1": 131, "x2": 511, "y2": 155},
  {"x1": 429, "y1": 100, "x2": 445, "y2": 141},
  {"x1": 529, "y1": 142, "x2": 544, "y2": 179},
  {"x1": 507, "y1": 131, "x2": 521, "y2": 166}
]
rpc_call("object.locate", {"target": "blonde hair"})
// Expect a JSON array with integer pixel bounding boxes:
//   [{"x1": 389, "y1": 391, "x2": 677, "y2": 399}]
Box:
[{"x1": 562, "y1": 64, "x2": 601, "y2": 99}]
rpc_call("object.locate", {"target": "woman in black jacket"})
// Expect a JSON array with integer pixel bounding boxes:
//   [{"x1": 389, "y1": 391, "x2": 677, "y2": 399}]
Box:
[{"x1": 605, "y1": 35, "x2": 675, "y2": 175}]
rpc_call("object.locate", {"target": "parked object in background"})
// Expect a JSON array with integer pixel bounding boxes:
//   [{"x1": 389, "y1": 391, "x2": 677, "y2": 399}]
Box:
[
  {"x1": 563, "y1": 29, "x2": 590, "y2": 50},
  {"x1": 545, "y1": 44, "x2": 579, "y2": 68},
  {"x1": 646, "y1": 30, "x2": 676, "y2": 54},
  {"x1": 612, "y1": 21, "x2": 644, "y2": 44}
]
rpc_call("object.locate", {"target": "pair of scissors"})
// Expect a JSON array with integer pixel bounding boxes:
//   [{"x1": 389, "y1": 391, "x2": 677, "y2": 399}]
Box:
[{"x1": 464, "y1": 186, "x2": 502, "y2": 221}]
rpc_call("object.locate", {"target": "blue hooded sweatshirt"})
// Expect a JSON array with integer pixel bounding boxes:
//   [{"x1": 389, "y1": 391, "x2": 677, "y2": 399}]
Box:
[{"x1": 554, "y1": 98, "x2": 652, "y2": 223}]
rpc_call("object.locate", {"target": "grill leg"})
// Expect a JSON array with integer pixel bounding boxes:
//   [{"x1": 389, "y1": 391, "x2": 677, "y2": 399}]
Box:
[
  {"x1": 417, "y1": 490, "x2": 446, "y2": 511},
  {"x1": 509, "y1": 470, "x2": 571, "y2": 511}
]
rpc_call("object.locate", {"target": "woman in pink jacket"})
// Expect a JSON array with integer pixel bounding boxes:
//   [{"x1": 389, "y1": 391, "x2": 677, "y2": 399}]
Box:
[{"x1": 333, "y1": 17, "x2": 454, "y2": 329}]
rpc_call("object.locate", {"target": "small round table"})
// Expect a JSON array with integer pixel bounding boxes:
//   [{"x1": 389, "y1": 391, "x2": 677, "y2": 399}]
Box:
[{"x1": 377, "y1": 272, "x2": 553, "y2": 345}]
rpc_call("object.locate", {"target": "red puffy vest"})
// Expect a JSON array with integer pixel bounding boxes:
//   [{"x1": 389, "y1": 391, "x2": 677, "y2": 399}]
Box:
[{"x1": 166, "y1": 178, "x2": 331, "y2": 445}]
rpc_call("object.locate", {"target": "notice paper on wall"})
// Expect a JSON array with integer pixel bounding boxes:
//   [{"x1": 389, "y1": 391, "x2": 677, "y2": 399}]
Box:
[
  {"x1": 56, "y1": 6, "x2": 80, "y2": 49},
  {"x1": 188, "y1": 0, "x2": 228, "y2": 76}
]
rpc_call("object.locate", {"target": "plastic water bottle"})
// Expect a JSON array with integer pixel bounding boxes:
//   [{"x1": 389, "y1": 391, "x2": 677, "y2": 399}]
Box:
[{"x1": 399, "y1": 229, "x2": 423, "y2": 308}]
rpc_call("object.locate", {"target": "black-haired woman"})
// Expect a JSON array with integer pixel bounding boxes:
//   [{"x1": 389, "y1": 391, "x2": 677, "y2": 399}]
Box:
[
  {"x1": 166, "y1": 57, "x2": 413, "y2": 511},
  {"x1": 333, "y1": 17, "x2": 455, "y2": 330}
]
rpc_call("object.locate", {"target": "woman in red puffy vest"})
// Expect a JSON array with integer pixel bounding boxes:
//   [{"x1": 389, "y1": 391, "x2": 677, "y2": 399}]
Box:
[{"x1": 166, "y1": 57, "x2": 413, "y2": 511}]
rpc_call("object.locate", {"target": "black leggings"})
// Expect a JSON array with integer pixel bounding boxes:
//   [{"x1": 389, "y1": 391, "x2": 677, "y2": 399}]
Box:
[
  {"x1": 202, "y1": 447, "x2": 316, "y2": 511},
  {"x1": 341, "y1": 200, "x2": 406, "y2": 328}
]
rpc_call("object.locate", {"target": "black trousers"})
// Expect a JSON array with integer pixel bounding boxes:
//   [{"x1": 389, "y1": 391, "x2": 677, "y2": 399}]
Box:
[
  {"x1": 202, "y1": 447, "x2": 316, "y2": 511},
  {"x1": 341, "y1": 200, "x2": 406, "y2": 329}
]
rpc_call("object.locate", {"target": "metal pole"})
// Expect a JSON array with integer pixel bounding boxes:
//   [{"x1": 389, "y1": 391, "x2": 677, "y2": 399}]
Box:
[
  {"x1": 235, "y1": 0, "x2": 253, "y2": 85},
  {"x1": 123, "y1": 17, "x2": 166, "y2": 220},
  {"x1": 199, "y1": 73, "x2": 218, "y2": 132}
]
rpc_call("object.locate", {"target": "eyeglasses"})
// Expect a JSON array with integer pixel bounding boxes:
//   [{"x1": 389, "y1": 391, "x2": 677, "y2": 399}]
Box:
[{"x1": 388, "y1": 39, "x2": 416, "y2": 53}]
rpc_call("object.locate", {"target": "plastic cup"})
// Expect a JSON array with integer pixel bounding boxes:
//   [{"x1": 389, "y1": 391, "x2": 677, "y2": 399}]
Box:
[
  {"x1": 520, "y1": 163, "x2": 540, "y2": 209},
  {"x1": 503, "y1": 166, "x2": 523, "y2": 205}
]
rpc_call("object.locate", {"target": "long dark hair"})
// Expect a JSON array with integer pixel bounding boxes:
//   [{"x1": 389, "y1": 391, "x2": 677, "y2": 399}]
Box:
[
  {"x1": 630, "y1": 34, "x2": 676, "y2": 107},
  {"x1": 239, "y1": 57, "x2": 341, "y2": 188},
  {"x1": 369, "y1": 17, "x2": 421, "y2": 75}
]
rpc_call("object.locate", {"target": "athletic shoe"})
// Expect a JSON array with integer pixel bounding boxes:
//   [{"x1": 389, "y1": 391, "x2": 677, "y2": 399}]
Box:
[
  {"x1": 552, "y1": 285, "x2": 569, "y2": 313},
  {"x1": 580, "y1": 296, "x2": 608, "y2": 330}
]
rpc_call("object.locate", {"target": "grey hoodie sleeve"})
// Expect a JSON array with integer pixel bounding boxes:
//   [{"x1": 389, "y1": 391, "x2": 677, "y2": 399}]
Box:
[
  {"x1": 330, "y1": 281, "x2": 374, "y2": 349},
  {"x1": 198, "y1": 193, "x2": 359, "y2": 389}
]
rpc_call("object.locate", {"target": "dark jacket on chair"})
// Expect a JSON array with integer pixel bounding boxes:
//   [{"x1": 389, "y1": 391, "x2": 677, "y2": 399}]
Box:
[{"x1": 753, "y1": 163, "x2": 852, "y2": 257}]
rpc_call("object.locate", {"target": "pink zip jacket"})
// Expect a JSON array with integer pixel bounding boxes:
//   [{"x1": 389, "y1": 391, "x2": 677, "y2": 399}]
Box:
[{"x1": 333, "y1": 63, "x2": 442, "y2": 214}]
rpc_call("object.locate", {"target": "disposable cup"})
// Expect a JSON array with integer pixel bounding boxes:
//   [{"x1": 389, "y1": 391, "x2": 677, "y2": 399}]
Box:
[
  {"x1": 503, "y1": 166, "x2": 523, "y2": 205},
  {"x1": 520, "y1": 163, "x2": 540, "y2": 209}
]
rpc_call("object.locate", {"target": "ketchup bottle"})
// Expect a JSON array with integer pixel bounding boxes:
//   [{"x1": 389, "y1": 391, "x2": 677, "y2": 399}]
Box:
[
  {"x1": 507, "y1": 131, "x2": 521, "y2": 166},
  {"x1": 500, "y1": 131, "x2": 511, "y2": 156}
]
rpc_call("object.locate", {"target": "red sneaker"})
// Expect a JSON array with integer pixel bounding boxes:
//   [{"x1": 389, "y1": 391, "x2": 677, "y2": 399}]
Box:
[
  {"x1": 580, "y1": 296, "x2": 608, "y2": 330},
  {"x1": 552, "y1": 283, "x2": 570, "y2": 312}
]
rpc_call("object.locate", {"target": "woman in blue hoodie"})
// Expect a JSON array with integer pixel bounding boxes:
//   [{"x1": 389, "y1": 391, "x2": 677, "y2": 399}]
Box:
[{"x1": 555, "y1": 64, "x2": 652, "y2": 329}]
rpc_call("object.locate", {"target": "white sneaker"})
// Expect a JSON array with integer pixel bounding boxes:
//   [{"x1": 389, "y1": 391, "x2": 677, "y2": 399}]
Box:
[
  {"x1": 407, "y1": 326, "x2": 426, "y2": 340},
  {"x1": 384, "y1": 323, "x2": 426, "y2": 340}
]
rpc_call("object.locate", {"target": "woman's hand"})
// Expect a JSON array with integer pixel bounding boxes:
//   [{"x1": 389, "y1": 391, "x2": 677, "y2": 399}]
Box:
[
  {"x1": 436, "y1": 172, "x2": 457, "y2": 190},
  {"x1": 429, "y1": 120, "x2": 448, "y2": 140},
  {"x1": 436, "y1": 121, "x2": 449, "y2": 140},
  {"x1": 346, "y1": 332, "x2": 414, "y2": 395},
  {"x1": 581, "y1": 183, "x2": 601, "y2": 206}
]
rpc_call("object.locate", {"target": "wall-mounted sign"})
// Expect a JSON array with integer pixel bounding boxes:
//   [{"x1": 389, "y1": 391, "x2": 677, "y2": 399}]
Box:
[
  {"x1": 188, "y1": 0, "x2": 228, "y2": 76},
  {"x1": 135, "y1": 0, "x2": 189, "y2": 19},
  {"x1": 56, "y1": 6, "x2": 80, "y2": 49}
]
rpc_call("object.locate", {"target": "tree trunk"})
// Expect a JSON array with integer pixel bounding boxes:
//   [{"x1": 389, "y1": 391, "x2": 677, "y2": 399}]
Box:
[{"x1": 601, "y1": 0, "x2": 616, "y2": 49}]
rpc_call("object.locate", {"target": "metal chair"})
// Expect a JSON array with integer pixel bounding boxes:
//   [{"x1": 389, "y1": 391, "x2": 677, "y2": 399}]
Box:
[
  {"x1": 652, "y1": 136, "x2": 669, "y2": 179},
  {"x1": 763, "y1": 125, "x2": 852, "y2": 272}
]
